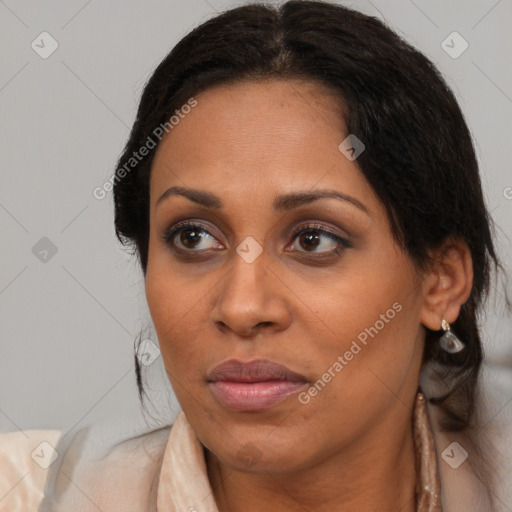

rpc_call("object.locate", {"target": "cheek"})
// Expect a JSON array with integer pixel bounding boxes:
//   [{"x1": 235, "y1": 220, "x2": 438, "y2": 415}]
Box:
[
  {"x1": 145, "y1": 265, "x2": 188, "y2": 353},
  {"x1": 293, "y1": 302, "x2": 421, "y2": 453},
  {"x1": 144, "y1": 264, "x2": 213, "y2": 382},
  {"x1": 304, "y1": 256, "x2": 422, "y2": 400},
  {"x1": 146, "y1": 238, "x2": 197, "y2": 332}
]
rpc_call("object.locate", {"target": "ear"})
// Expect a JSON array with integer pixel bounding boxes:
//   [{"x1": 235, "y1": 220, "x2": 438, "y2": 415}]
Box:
[{"x1": 419, "y1": 236, "x2": 473, "y2": 331}]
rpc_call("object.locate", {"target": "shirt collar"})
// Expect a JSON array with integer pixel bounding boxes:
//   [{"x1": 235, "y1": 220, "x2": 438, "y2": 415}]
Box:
[
  {"x1": 157, "y1": 392, "x2": 441, "y2": 512},
  {"x1": 157, "y1": 412, "x2": 218, "y2": 512}
]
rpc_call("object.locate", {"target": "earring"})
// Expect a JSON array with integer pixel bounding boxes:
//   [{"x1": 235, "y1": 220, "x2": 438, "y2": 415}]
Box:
[{"x1": 439, "y1": 318, "x2": 465, "y2": 353}]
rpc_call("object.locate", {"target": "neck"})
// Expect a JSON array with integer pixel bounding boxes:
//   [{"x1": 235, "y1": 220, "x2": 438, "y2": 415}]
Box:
[{"x1": 206, "y1": 397, "x2": 418, "y2": 512}]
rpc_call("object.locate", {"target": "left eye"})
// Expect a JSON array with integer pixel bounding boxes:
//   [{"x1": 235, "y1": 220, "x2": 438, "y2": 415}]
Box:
[{"x1": 287, "y1": 225, "x2": 351, "y2": 255}]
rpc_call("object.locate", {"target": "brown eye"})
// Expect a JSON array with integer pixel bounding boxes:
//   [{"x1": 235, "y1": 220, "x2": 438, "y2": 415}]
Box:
[
  {"x1": 178, "y1": 228, "x2": 203, "y2": 249},
  {"x1": 298, "y1": 232, "x2": 321, "y2": 251},
  {"x1": 162, "y1": 223, "x2": 224, "y2": 252},
  {"x1": 289, "y1": 224, "x2": 351, "y2": 255}
]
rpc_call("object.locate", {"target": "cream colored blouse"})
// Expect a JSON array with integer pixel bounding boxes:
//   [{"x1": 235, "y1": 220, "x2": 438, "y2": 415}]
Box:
[{"x1": 1, "y1": 373, "x2": 512, "y2": 511}]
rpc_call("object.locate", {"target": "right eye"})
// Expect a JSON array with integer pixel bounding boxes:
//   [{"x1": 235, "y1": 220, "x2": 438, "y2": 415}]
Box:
[{"x1": 162, "y1": 222, "x2": 225, "y2": 253}]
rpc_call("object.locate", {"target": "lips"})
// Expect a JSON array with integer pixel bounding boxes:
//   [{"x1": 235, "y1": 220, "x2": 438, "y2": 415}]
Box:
[{"x1": 207, "y1": 359, "x2": 308, "y2": 412}]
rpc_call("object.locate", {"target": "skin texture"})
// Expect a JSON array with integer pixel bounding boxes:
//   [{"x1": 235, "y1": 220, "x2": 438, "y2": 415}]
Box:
[{"x1": 145, "y1": 79, "x2": 473, "y2": 512}]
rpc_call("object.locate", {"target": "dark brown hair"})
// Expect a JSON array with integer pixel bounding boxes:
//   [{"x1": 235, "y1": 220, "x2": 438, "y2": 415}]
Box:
[{"x1": 113, "y1": 0, "x2": 506, "y2": 502}]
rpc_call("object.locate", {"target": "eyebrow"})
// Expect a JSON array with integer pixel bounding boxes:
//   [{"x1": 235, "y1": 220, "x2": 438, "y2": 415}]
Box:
[{"x1": 156, "y1": 186, "x2": 370, "y2": 216}]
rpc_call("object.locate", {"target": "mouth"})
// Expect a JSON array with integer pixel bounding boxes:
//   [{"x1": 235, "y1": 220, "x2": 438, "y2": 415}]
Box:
[{"x1": 206, "y1": 359, "x2": 308, "y2": 412}]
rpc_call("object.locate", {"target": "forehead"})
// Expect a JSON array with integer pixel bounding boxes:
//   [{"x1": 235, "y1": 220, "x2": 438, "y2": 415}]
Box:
[
  {"x1": 149, "y1": 79, "x2": 375, "y2": 213},
  {"x1": 153, "y1": 79, "x2": 345, "y2": 155}
]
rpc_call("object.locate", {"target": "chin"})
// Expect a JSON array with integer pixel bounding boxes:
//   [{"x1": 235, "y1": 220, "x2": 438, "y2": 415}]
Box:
[{"x1": 211, "y1": 436, "x2": 311, "y2": 475}]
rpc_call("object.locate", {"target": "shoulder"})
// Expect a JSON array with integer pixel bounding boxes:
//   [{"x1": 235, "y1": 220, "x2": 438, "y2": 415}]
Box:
[
  {"x1": 478, "y1": 362, "x2": 512, "y2": 510},
  {"x1": 38, "y1": 411, "x2": 173, "y2": 512},
  {"x1": 0, "y1": 428, "x2": 62, "y2": 512},
  {"x1": 1, "y1": 409, "x2": 174, "y2": 512},
  {"x1": 424, "y1": 361, "x2": 512, "y2": 512}
]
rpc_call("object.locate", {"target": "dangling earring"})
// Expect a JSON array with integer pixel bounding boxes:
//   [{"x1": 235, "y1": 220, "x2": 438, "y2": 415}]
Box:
[{"x1": 439, "y1": 318, "x2": 465, "y2": 353}]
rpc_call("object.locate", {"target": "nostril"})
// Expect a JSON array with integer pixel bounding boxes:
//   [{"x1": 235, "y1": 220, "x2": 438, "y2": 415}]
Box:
[{"x1": 253, "y1": 322, "x2": 273, "y2": 331}]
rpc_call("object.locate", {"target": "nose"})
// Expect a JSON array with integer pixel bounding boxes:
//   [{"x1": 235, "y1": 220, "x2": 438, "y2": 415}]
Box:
[{"x1": 210, "y1": 250, "x2": 292, "y2": 338}]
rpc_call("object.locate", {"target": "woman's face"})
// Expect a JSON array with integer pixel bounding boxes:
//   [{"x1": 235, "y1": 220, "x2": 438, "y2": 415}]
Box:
[{"x1": 145, "y1": 79, "x2": 428, "y2": 473}]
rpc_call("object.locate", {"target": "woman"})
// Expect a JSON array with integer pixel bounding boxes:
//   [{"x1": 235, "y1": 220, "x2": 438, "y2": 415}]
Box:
[{"x1": 1, "y1": 1, "x2": 511, "y2": 511}]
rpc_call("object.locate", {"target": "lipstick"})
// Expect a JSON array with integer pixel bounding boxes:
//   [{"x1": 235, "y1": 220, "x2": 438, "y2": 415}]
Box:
[{"x1": 207, "y1": 359, "x2": 308, "y2": 412}]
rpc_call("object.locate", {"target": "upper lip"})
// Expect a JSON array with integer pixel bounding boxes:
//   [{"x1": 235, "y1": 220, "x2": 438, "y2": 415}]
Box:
[{"x1": 207, "y1": 359, "x2": 308, "y2": 383}]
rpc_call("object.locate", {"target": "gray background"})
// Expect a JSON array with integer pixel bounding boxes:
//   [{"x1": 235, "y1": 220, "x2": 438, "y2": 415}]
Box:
[{"x1": 1, "y1": 0, "x2": 511, "y2": 433}]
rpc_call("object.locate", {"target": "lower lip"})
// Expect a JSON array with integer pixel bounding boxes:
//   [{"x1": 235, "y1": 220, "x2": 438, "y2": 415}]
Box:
[{"x1": 209, "y1": 380, "x2": 307, "y2": 411}]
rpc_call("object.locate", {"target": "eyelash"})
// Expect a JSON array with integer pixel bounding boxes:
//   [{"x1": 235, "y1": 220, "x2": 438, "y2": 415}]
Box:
[
  {"x1": 289, "y1": 224, "x2": 352, "y2": 256},
  {"x1": 161, "y1": 221, "x2": 352, "y2": 258}
]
